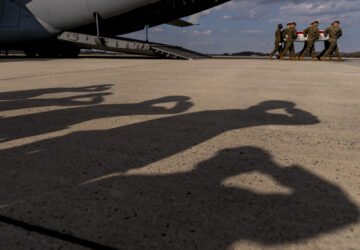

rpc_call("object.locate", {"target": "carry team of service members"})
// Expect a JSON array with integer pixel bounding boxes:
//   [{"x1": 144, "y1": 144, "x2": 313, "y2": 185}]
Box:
[{"x1": 269, "y1": 21, "x2": 343, "y2": 61}]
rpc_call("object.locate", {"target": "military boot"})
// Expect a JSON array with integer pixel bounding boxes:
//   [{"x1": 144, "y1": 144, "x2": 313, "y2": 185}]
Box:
[
  {"x1": 268, "y1": 55, "x2": 274, "y2": 60},
  {"x1": 328, "y1": 56, "x2": 333, "y2": 61},
  {"x1": 279, "y1": 56, "x2": 286, "y2": 60},
  {"x1": 298, "y1": 56, "x2": 304, "y2": 61},
  {"x1": 337, "y1": 57, "x2": 343, "y2": 62},
  {"x1": 320, "y1": 56, "x2": 326, "y2": 61},
  {"x1": 312, "y1": 57, "x2": 319, "y2": 61}
]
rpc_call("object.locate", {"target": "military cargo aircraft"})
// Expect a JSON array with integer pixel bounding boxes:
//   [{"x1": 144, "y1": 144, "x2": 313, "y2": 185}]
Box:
[{"x1": 0, "y1": 0, "x2": 229, "y2": 57}]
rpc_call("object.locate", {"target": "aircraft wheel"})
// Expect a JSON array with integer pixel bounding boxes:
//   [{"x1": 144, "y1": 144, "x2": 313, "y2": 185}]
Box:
[
  {"x1": 24, "y1": 49, "x2": 37, "y2": 58},
  {"x1": 37, "y1": 49, "x2": 61, "y2": 58},
  {"x1": 60, "y1": 47, "x2": 81, "y2": 58}
]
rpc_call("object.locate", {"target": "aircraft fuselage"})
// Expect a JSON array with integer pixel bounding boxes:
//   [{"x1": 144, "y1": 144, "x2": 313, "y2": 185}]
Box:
[
  {"x1": 0, "y1": 0, "x2": 162, "y2": 45},
  {"x1": 0, "y1": 0, "x2": 230, "y2": 56}
]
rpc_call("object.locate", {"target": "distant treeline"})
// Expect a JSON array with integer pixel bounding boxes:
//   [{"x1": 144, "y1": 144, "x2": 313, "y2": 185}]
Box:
[
  {"x1": 224, "y1": 51, "x2": 266, "y2": 57},
  {"x1": 340, "y1": 52, "x2": 360, "y2": 58},
  {"x1": 224, "y1": 51, "x2": 360, "y2": 58},
  {"x1": 2, "y1": 50, "x2": 360, "y2": 58}
]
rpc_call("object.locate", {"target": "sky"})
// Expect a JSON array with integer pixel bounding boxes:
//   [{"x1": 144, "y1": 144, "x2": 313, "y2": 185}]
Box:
[{"x1": 124, "y1": 0, "x2": 360, "y2": 54}]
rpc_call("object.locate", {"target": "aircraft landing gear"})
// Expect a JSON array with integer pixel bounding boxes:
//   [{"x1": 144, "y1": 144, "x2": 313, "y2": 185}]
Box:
[
  {"x1": 60, "y1": 46, "x2": 81, "y2": 58},
  {"x1": 24, "y1": 49, "x2": 37, "y2": 57},
  {"x1": 23, "y1": 40, "x2": 81, "y2": 58}
]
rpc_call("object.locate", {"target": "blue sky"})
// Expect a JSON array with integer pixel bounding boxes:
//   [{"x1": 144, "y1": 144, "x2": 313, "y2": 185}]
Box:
[{"x1": 124, "y1": 0, "x2": 360, "y2": 54}]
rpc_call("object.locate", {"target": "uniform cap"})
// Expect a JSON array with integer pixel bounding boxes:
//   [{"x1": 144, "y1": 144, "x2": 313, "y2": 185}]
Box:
[
  {"x1": 333, "y1": 20, "x2": 340, "y2": 24},
  {"x1": 292, "y1": 22, "x2": 297, "y2": 25},
  {"x1": 287, "y1": 23, "x2": 292, "y2": 26},
  {"x1": 310, "y1": 22, "x2": 314, "y2": 25},
  {"x1": 313, "y1": 20, "x2": 319, "y2": 24}
]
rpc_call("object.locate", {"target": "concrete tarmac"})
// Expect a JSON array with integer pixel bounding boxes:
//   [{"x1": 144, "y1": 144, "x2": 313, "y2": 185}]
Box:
[{"x1": 0, "y1": 57, "x2": 359, "y2": 250}]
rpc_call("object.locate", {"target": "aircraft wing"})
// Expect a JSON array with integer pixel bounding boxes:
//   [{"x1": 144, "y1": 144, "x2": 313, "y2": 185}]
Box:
[
  {"x1": 167, "y1": 19, "x2": 195, "y2": 27},
  {"x1": 167, "y1": 14, "x2": 200, "y2": 27}
]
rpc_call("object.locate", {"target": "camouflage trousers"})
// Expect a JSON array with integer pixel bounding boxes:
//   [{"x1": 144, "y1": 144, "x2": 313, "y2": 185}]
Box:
[
  {"x1": 281, "y1": 41, "x2": 295, "y2": 57},
  {"x1": 270, "y1": 42, "x2": 283, "y2": 57},
  {"x1": 318, "y1": 41, "x2": 330, "y2": 58},
  {"x1": 325, "y1": 40, "x2": 340, "y2": 57},
  {"x1": 300, "y1": 40, "x2": 316, "y2": 58},
  {"x1": 291, "y1": 46, "x2": 295, "y2": 57},
  {"x1": 299, "y1": 42, "x2": 308, "y2": 56}
]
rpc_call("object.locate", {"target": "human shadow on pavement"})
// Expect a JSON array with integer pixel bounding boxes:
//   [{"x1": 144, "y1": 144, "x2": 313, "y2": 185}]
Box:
[
  {"x1": 71, "y1": 146, "x2": 357, "y2": 248},
  {"x1": 0, "y1": 146, "x2": 358, "y2": 249},
  {"x1": 0, "y1": 85, "x2": 113, "y2": 113},
  {"x1": 0, "y1": 93, "x2": 113, "y2": 113},
  {"x1": 0, "y1": 100, "x2": 317, "y2": 202},
  {"x1": 1, "y1": 100, "x2": 355, "y2": 249},
  {"x1": 0, "y1": 57, "x2": 53, "y2": 63},
  {"x1": 0, "y1": 84, "x2": 112, "y2": 101},
  {"x1": 0, "y1": 95, "x2": 193, "y2": 142}
]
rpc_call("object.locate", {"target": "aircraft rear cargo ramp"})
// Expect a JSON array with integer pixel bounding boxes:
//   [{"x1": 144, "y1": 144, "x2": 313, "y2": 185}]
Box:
[{"x1": 58, "y1": 32, "x2": 207, "y2": 60}]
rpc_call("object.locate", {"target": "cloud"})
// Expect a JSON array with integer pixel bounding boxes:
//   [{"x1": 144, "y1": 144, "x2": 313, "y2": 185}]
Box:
[
  {"x1": 182, "y1": 29, "x2": 213, "y2": 36},
  {"x1": 188, "y1": 41, "x2": 215, "y2": 46},
  {"x1": 151, "y1": 27, "x2": 163, "y2": 32},
  {"x1": 219, "y1": 14, "x2": 232, "y2": 20},
  {"x1": 240, "y1": 30, "x2": 263, "y2": 34},
  {"x1": 202, "y1": 30, "x2": 213, "y2": 35},
  {"x1": 214, "y1": 0, "x2": 360, "y2": 25}
]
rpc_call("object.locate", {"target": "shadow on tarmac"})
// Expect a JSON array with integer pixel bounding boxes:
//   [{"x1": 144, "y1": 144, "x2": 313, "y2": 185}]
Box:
[
  {"x1": 0, "y1": 87, "x2": 193, "y2": 142},
  {"x1": 0, "y1": 85, "x2": 113, "y2": 101},
  {"x1": 0, "y1": 55, "x2": 162, "y2": 62},
  {"x1": 0, "y1": 56, "x2": 54, "y2": 63},
  {"x1": 0, "y1": 86, "x2": 358, "y2": 249}
]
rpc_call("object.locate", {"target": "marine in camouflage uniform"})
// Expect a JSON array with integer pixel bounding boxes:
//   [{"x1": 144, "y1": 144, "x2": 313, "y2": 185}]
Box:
[
  {"x1": 269, "y1": 24, "x2": 283, "y2": 60},
  {"x1": 321, "y1": 21, "x2": 343, "y2": 61},
  {"x1": 318, "y1": 22, "x2": 336, "y2": 60},
  {"x1": 299, "y1": 21, "x2": 320, "y2": 60},
  {"x1": 299, "y1": 22, "x2": 313, "y2": 57},
  {"x1": 280, "y1": 22, "x2": 297, "y2": 60},
  {"x1": 290, "y1": 22, "x2": 298, "y2": 59},
  {"x1": 279, "y1": 23, "x2": 290, "y2": 59},
  {"x1": 282, "y1": 23, "x2": 291, "y2": 47},
  {"x1": 318, "y1": 40, "x2": 330, "y2": 60}
]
